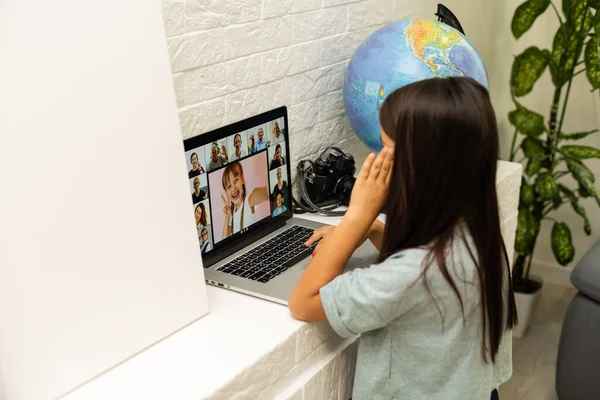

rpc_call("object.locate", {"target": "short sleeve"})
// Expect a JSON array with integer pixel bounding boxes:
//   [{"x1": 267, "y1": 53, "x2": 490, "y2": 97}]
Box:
[{"x1": 319, "y1": 252, "x2": 424, "y2": 338}]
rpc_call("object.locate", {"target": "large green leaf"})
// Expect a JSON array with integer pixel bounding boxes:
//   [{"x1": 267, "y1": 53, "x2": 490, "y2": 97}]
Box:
[
  {"x1": 522, "y1": 136, "x2": 546, "y2": 177},
  {"x1": 515, "y1": 207, "x2": 541, "y2": 255},
  {"x1": 562, "y1": 0, "x2": 593, "y2": 29},
  {"x1": 549, "y1": 24, "x2": 571, "y2": 86},
  {"x1": 563, "y1": 0, "x2": 591, "y2": 26},
  {"x1": 520, "y1": 184, "x2": 536, "y2": 206},
  {"x1": 559, "y1": 184, "x2": 591, "y2": 234},
  {"x1": 526, "y1": 159, "x2": 542, "y2": 176},
  {"x1": 579, "y1": 185, "x2": 592, "y2": 197},
  {"x1": 572, "y1": 200, "x2": 592, "y2": 235},
  {"x1": 551, "y1": 222, "x2": 575, "y2": 265},
  {"x1": 560, "y1": 129, "x2": 599, "y2": 140},
  {"x1": 559, "y1": 184, "x2": 577, "y2": 201},
  {"x1": 511, "y1": 47, "x2": 551, "y2": 96},
  {"x1": 521, "y1": 136, "x2": 546, "y2": 157},
  {"x1": 561, "y1": 145, "x2": 600, "y2": 159},
  {"x1": 566, "y1": 158, "x2": 600, "y2": 205},
  {"x1": 550, "y1": 7, "x2": 593, "y2": 87},
  {"x1": 509, "y1": 105, "x2": 546, "y2": 136},
  {"x1": 562, "y1": 0, "x2": 573, "y2": 19},
  {"x1": 585, "y1": 36, "x2": 600, "y2": 89},
  {"x1": 512, "y1": 0, "x2": 551, "y2": 39},
  {"x1": 536, "y1": 173, "x2": 559, "y2": 200}
]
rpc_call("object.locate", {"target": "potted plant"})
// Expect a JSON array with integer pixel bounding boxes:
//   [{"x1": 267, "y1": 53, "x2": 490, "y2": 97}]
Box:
[{"x1": 509, "y1": 0, "x2": 600, "y2": 337}]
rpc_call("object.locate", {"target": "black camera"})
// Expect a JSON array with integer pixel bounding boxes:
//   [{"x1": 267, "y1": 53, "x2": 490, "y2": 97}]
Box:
[{"x1": 304, "y1": 148, "x2": 356, "y2": 206}]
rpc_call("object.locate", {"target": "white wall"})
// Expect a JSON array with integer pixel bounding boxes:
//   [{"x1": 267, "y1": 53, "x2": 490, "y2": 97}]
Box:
[
  {"x1": 161, "y1": 0, "x2": 496, "y2": 177},
  {"x1": 0, "y1": 1, "x2": 209, "y2": 399},
  {"x1": 488, "y1": 0, "x2": 600, "y2": 279}
]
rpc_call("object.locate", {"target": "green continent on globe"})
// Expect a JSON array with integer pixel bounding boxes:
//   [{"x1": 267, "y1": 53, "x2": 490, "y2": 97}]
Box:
[{"x1": 405, "y1": 18, "x2": 465, "y2": 75}]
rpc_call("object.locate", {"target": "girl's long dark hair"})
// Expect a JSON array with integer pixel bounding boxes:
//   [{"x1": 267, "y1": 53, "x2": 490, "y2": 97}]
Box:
[{"x1": 378, "y1": 77, "x2": 517, "y2": 363}]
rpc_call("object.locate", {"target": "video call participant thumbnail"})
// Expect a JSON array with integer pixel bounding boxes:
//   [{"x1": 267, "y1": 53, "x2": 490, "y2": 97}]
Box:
[
  {"x1": 191, "y1": 176, "x2": 207, "y2": 203},
  {"x1": 272, "y1": 192, "x2": 287, "y2": 217},
  {"x1": 188, "y1": 152, "x2": 205, "y2": 178},
  {"x1": 271, "y1": 120, "x2": 285, "y2": 144},
  {"x1": 250, "y1": 127, "x2": 269, "y2": 153},
  {"x1": 270, "y1": 167, "x2": 288, "y2": 203},
  {"x1": 200, "y1": 227, "x2": 212, "y2": 254},
  {"x1": 208, "y1": 143, "x2": 228, "y2": 171},
  {"x1": 269, "y1": 144, "x2": 286, "y2": 170},
  {"x1": 229, "y1": 133, "x2": 247, "y2": 162},
  {"x1": 195, "y1": 202, "x2": 209, "y2": 233}
]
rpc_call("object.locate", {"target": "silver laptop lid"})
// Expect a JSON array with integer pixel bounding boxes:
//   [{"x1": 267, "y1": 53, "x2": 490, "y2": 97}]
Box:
[{"x1": 183, "y1": 107, "x2": 293, "y2": 267}]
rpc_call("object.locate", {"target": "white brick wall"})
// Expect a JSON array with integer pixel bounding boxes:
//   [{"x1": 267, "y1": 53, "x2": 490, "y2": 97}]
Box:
[{"x1": 161, "y1": 0, "x2": 414, "y2": 183}]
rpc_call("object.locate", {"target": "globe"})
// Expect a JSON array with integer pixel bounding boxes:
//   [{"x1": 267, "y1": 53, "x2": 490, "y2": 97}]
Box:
[{"x1": 344, "y1": 18, "x2": 488, "y2": 152}]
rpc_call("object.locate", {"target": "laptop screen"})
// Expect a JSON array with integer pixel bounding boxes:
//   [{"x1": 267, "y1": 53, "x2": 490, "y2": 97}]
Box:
[{"x1": 183, "y1": 107, "x2": 292, "y2": 261}]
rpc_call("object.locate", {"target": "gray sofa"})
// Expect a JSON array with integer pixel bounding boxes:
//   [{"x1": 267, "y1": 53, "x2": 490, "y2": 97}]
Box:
[{"x1": 556, "y1": 240, "x2": 600, "y2": 400}]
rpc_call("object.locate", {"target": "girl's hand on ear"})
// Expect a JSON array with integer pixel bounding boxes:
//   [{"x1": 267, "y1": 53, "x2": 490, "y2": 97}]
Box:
[{"x1": 347, "y1": 147, "x2": 393, "y2": 220}]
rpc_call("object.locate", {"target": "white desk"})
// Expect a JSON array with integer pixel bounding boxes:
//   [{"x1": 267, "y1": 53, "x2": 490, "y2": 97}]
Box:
[{"x1": 65, "y1": 161, "x2": 521, "y2": 400}]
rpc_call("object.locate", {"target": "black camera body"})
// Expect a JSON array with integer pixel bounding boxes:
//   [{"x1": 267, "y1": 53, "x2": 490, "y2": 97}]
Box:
[{"x1": 305, "y1": 148, "x2": 356, "y2": 206}]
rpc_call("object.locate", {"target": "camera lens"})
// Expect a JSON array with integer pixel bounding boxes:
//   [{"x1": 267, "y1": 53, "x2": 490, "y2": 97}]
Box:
[{"x1": 334, "y1": 175, "x2": 356, "y2": 205}]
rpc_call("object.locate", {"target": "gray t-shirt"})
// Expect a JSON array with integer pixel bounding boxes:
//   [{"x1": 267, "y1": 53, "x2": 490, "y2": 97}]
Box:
[
  {"x1": 208, "y1": 154, "x2": 227, "y2": 171},
  {"x1": 320, "y1": 233, "x2": 512, "y2": 400}
]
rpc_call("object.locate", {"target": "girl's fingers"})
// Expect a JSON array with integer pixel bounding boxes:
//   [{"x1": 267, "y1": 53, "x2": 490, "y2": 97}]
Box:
[
  {"x1": 379, "y1": 147, "x2": 393, "y2": 183},
  {"x1": 305, "y1": 227, "x2": 329, "y2": 246},
  {"x1": 369, "y1": 148, "x2": 387, "y2": 180},
  {"x1": 221, "y1": 194, "x2": 227, "y2": 203},
  {"x1": 305, "y1": 233, "x2": 320, "y2": 246},
  {"x1": 358, "y1": 153, "x2": 375, "y2": 181}
]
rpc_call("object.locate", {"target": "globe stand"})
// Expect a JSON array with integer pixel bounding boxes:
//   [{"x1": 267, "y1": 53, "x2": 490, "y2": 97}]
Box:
[{"x1": 435, "y1": 3, "x2": 465, "y2": 35}]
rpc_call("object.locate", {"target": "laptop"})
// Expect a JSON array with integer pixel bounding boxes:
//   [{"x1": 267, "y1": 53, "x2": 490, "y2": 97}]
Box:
[{"x1": 183, "y1": 106, "x2": 366, "y2": 305}]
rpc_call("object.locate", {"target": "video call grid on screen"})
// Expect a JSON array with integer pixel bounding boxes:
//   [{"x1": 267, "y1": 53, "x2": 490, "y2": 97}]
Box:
[{"x1": 183, "y1": 107, "x2": 292, "y2": 258}]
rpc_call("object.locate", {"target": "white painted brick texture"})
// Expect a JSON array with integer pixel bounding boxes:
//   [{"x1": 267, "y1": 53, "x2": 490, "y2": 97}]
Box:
[
  {"x1": 162, "y1": 0, "x2": 414, "y2": 183},
  {"x1": 185, "y1": 0, "x2": 262, "y2": 31}
]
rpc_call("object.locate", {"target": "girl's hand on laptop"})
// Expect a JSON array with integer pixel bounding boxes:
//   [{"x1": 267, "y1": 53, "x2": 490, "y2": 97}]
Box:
[
  {"x1": 306, "y1": 222, "x2": 383, "y2": 258},
  {"x1": 305, "y1": 226, "x2": 334, "y2": 258},
  {"x1": 346, "y1": 147, "x2": 393, "y2": 222}
]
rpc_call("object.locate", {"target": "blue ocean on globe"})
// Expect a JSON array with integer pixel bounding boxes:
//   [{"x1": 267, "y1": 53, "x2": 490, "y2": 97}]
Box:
[{"x1": 344, "y1": 18, "x2": 489, "y2": 151}]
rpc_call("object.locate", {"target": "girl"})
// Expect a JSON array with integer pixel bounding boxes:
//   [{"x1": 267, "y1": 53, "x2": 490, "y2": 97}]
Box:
[
  {"x1": 289, "y1": 77, "x2": 517, "y2": 400},
  {"x1": 221, "y1": 162, "x2": 268, "y2": 239}
]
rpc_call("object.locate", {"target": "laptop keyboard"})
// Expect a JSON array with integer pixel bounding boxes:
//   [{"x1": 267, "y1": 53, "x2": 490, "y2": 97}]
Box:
[{"x1": 216, "y1": 225, "x2": 318, "y2": 283}]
